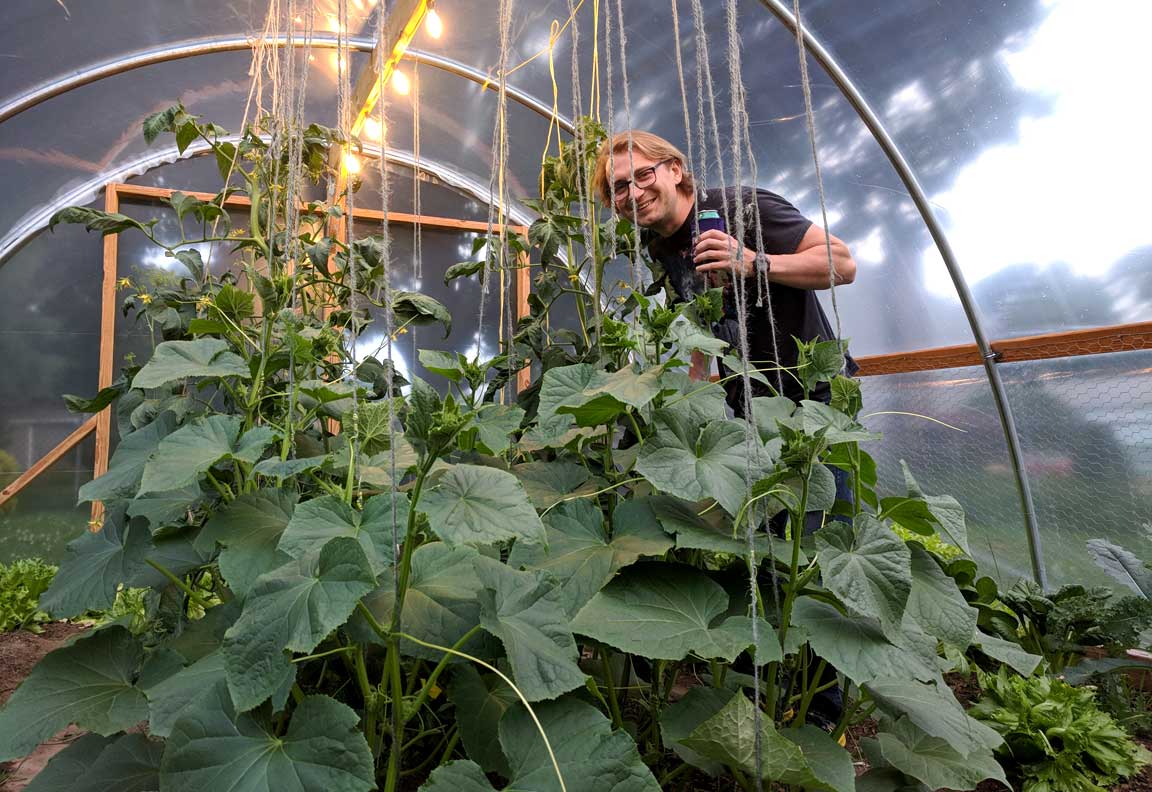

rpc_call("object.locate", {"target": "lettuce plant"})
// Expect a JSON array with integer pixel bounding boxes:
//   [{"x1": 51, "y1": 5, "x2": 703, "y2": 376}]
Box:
[{"x1": 0, "y1": 107, "x2": 1016, "y2": 792}]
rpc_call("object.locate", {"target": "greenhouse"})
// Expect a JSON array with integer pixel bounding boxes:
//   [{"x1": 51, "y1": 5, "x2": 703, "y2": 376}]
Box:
[{"x1": 0, "y1": 0, "x2": 1149, "y2": 790}]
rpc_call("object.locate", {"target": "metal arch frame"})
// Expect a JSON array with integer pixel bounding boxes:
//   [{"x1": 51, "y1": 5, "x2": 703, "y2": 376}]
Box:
[
  {"x1": 0, "y1": 136, "x2": 538, "y2": 267},
  {"x1": 757, "y1": 0, "x2": 1047, "y2": 587},
  {"x1": 0, "y1": 35, "x2": 574, "y2": 134}
]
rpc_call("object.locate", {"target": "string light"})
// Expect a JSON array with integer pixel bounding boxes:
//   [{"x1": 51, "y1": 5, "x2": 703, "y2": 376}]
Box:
[
  {"x1": 363, "y1": 117, "x2": 384, "y2": 140},
  {"x1": 344, "y1": 151, "x2": 362, "y2": 174},
  {"x1": 392, "y1": 69, "x2": 411, "y2": 95},
  {"x1": 425, "y1": 2, "x2": 443, "y2": 38}
]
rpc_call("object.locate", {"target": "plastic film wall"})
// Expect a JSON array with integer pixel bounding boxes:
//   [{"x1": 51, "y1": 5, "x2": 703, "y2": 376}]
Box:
[{"x1": 0, "y1": 0, "x2": 1149, "y2": 583}]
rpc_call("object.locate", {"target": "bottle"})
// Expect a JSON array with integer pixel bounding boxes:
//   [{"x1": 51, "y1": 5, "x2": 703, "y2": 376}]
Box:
[{"x1": 695, "y1": 209, "x2": 728, "y2": 288}]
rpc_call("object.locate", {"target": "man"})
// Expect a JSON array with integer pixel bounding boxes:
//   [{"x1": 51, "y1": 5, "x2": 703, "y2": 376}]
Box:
[
  {"x1": 592, "y1": 131, "x2": 858, "y2": 731},
  {"x1": 591, "y1": 130, "x2": 858, "y2": 412}
]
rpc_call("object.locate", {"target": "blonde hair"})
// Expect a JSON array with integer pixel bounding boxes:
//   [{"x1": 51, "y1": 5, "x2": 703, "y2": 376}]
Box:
[{"x1": 591, "y1": 130, "x2": 695, "y2": 205}]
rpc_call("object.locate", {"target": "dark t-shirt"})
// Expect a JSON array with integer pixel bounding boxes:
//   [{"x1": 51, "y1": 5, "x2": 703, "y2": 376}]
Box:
[{"x1": 646, "y1": 187, "x2": 857, "y2": 407}]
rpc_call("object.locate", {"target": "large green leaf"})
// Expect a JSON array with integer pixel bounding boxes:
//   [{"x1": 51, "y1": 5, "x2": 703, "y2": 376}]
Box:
[
  {"x1": 554, "y1": 365, "x2": 667, "y2": 427},
  {"x1": 352, "y1": 542, "x2": 489, "y2": 661},
  {"x1": 146, "y1": 650, "x2": 229, "y2": 738},
  {"x1": 637, "y1": 411, "x2": 772, "y2": 515},
  {"x1": 1086, "y1": 538, "x2": 1152, "y2": 597},
  {"x1": 648, "y1": 494, "x2": 792, "y2": 561},
  {"x1": 198, "y1": 489, "x2": 297, "y2": 598},
  {"x1": 972, "y1": 630, "x2": 1042, "y2": 677},
  {"x1": 796, "y1": 400, "x2": 880, "y2": 445},
  {"x1": 392, "y1": 291, "x2": 451, "y2": 337},
  {"x1": 536, "y1": 363, "x2": 601, "y2": 425},
  {"x1": 0, "y1": 626, "x2": 147, "y2": 762},
  {"x1": 815, "y1": 515, "x2": 911, "y2": 638},
  {"x1": 468, "y1": 403, "x2": 525, "y2": 454},
  {"x1": 660, "y1": 686, "x2": 732, "y2": 775},
  {"x1": 448, "y1": 665, "x2": 516, "y2": 776},
  {"x1": 421, "y1": 464, "x2": 546, "y2": 548},
  {"x1": 131, "y1": 339, "x2": 250, "y2": 390},
  {"x1": 668, "y1": 314, "x2": 728, "y2": 355},
  {"x1": 425, "y1": 696, "x2": 661, "y2": 792},
  {"x1": 872, "y1": 717, "x2": 1008, "y2": 791},
  {"x1": 125, "y1": 483, "x2": 204, "y2": 530},
  {"x1": 161, "y1": 691, "x2": 375, "y2": 792},
  {"x1": 40, "y1": 509, "x2": 152, "y2": 617},
  {"x1": 473, "y1": 560, "x2": 587, "y2": 702},
  {"x1": 139, "y1": 415, "x2": 275, "y2": 494},
  {"x1": 25, "y1": 733, "x2": 163, "y2": 792},
  {"x1": 278, "y1": 492, "x2": 407, "y2": 576},
  {"x1": 680, "y1": 691, "x2": 854, "y2": 791},
  {"x1": 79, "y1": 413, "x2": 178, "y2": 502},
  {"x1": 746, "y1": 398, "x2": 801, "y2": 442},
  {"x1": 223, "y1": 537, "x2": 376, "y2": 711},
  {"x1": 508, "y1": 499, "x2": 673, "y2": 616},
  {"x1": 21, "y1": 734, "x2": 115, "y2": 792},
  {"x1": 659, "y1": 370, "x2": 728, "y2": 426},
  {"x1": 864, "y1": 678, "x2": 1002, "y2": 756},
  {"x1": 791, "y1": 599, "x2": 938, "y2": 685},
  {"x1": 511, "y1": 461, "x2": 600, "y2": 510},
  {"x1": 903, "y1": 544, "x2": 977, "y2": 647},
  {"x1": 902, "y1": 462, "x2": 970, "y2": 554},
  {"x1": 421, "y1": 761, "x2": 496, "y2": 791},
  {"x1": 570, "y1": 562, "x2": 781, "y2": 663}
]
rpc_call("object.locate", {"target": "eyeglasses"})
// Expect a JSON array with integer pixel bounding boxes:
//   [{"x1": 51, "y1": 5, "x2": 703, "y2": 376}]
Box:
[{"x1": 612, "y1": 159, "x2": 674, "y2": 200}]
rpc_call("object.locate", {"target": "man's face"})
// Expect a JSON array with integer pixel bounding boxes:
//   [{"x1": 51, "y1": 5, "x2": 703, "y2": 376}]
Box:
[{"x1": 610, "y1": 151, "x2": 682, "y2": 232}]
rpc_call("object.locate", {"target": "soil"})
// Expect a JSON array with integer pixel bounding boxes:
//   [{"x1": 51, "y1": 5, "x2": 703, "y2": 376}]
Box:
[{"x1": 0, "y1": 622, "x2": 88, "y2": 792}]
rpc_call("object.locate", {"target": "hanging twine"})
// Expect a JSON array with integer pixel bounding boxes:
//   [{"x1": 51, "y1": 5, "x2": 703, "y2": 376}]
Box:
[
  {"x1": 791, "y1": 0, "x2": 843, "y2": 347},
  {"x1": 476, "y1": 0, "x2": 514, "y2": 363}
]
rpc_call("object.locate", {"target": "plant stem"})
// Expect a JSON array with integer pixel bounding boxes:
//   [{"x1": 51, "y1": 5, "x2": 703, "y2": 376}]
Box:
[
  {"x1": 145, "y1": 560, "x2": 211, "y2": 610},
  {"x1": 402, "y1": 626, "x2": 482, "y2": 726},
  {"x1": 600, "y1": 646, "x2": 624, "y2": 729},
  {"x1": 383, "y1": 458, "x2": 435, "y2": 792},
  {"x1": 793, "y1": 658, "x2": 827, "y2": 728}
]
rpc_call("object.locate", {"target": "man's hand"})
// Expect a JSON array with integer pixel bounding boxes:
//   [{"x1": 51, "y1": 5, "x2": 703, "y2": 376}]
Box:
[{"x1": 693, "y1": 230, "x2": 756, "y2": 277}]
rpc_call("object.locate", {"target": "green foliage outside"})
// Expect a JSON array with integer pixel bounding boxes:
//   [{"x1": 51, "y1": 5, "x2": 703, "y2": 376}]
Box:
[
  {"x1": 0, "y1": 558, "x2": 57, "y2": 632},
  {"x1": 971, "y1": 668, "x2": 1151, "y2": 792},
  {"x1": 0, "y1": 106, "x2": 1148, "y2": 792}
]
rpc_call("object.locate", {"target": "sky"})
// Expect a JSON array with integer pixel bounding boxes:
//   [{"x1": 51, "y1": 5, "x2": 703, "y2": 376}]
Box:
[{"x1": 923, "y1": 0, "x2": 1152, "y2": 299}]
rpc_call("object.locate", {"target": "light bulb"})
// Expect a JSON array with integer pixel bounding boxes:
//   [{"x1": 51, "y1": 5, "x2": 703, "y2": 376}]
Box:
[
  {"x1": 425, "y1": 8, "x2": 443, "y2": 38},
  {"x1": 344, "y1": 152, "x2": 362, "y2": 174},
  {"x1": 363, "y1": 117, "x2": 383, "y2": 140},
  {"x1": 392, "y1": 70, "x2": 411, "y2": 95}
]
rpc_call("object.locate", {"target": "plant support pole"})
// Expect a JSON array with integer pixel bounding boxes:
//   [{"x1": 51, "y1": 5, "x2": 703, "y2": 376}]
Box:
[{"x1": 755, "y1": 0, "x2": 1047, "y2": 588}]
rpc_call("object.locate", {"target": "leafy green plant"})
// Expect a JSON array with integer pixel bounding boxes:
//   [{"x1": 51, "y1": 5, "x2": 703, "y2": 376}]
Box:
[
  {"x1": 970, "y1": 667, "x2": 1151, "y2": 791},
  {"x1": 0, "y1": 107, "x2": 1017, "y2": 792},
  {"x1": 0, "y1": 557, "x2": 57, "y2": 633}
]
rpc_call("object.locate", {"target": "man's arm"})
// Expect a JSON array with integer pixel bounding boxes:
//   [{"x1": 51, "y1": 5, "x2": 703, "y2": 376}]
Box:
[{"x1": 693, "y1": 224, "x2": 856, "y2": 290}]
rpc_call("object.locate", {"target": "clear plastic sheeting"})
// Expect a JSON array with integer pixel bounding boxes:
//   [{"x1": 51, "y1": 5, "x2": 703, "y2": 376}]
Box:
[
  {"x1": 0, "y1": 435, "x2": 95, "y2": 565},
  {"x1": 0, "y1": 224, "x2": 101, "y2": 469},
  {"x1": 1000, "y1": 351, "x2": 1152, "y2": 587},
  {"x1": 859, "y1": 368, "x2": 1033, "y2": 587}
]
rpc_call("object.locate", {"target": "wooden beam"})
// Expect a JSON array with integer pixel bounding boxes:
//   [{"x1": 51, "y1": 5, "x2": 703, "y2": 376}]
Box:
[
  {"x1": 993, "y1": 321, "x2": 1152, "y2": 363},
  {"x1": 854, "y1": 343, "x2": 983, "y2": 377},
  {"x1": 851, "y1": 321, "x2": 1152, "y2": 377},
  {"x1": 516, "y1": 250, "x2": 531, "y2": 392},
  {"x1": 347, "y1": 0, "x2": 428, "y2": 140},
  {"x1": 111, "y1": 183, "x2": 519, "y2": 235},
  {"x1": 90, "y1": 184, "x2": 121, "y2": 526},
  {"x1": 0, "y1": 416, "x2": 98, "y2": 509}
]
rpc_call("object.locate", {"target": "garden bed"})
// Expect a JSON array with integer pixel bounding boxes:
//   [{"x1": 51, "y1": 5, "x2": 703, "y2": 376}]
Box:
[{"x1": 0, "y1": 622, "x2": 87, "y2": 791}]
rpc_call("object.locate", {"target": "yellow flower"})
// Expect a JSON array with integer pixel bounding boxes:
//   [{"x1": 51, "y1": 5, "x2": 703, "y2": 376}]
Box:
[
  {"x1": 136, "y1": 293, "x2": 153, "y2": 305},
  {"x1": 567, "y1": 272, "x2": 580, "y2": 282},
  {"x1": 117, "y1": 277, "x2": 133, "y2": 290},
  {"x1": 196, "y1": 295, "x2": 213, "y2": 312}
]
